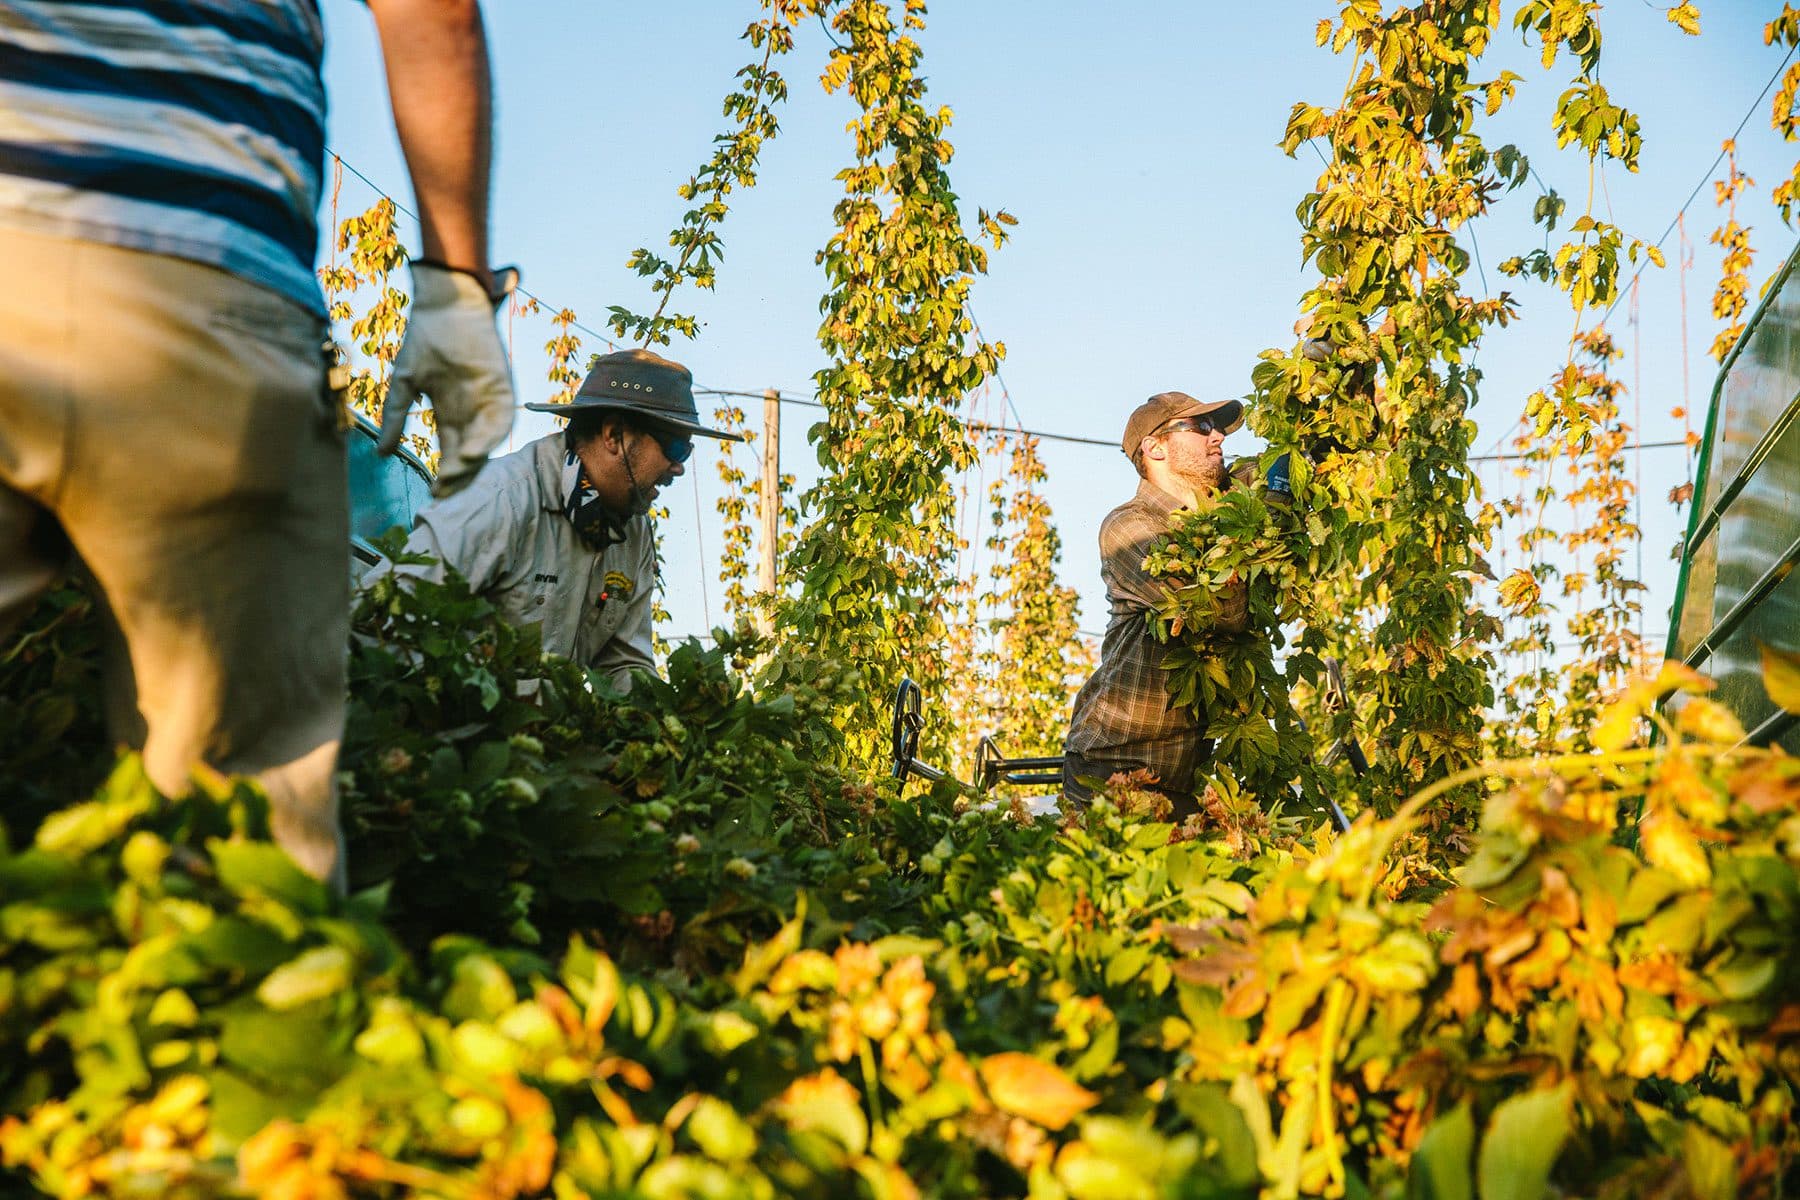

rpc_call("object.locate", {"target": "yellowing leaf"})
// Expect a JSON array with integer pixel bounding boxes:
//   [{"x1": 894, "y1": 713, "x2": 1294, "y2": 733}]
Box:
[
  {"x1": 1666, "y1": 3, "x2": 1701, "y2": 36},
  {"x1": 1763, "y1": 642, "x2": 1800, "y2": 713},
  {"x1": 979, "y1": 1052, "x2": 1098, "y2": 1131},
  {"x1": 771, "y1": 1068, "x2": 867, "y2": 1153},
  {"x1": 1622, "y1": 1014, "x2": 1685, "y2": 1076},
  {"x1": 1348, "y1": 931, "x2": 1436, "y2": 992},
  {"x1": 1676, "y1": 697, "x2": 1744, "y2": 746},
  {"x1": 1496, "y1": 569, "x2": 1540, "y2": 615},
  {"x1": 687, "y1": 1096, "x2": 757, "y2": 1163},
  {"x1": 1639, "y1": 806, "x2": 1711, "y2": 888},
  {"x1": 1594, "y1": 662, "x2": 1713, "y2": 752},
  {"x1": 256, "y1": 945, "x2": 352, "y2": 1010},
  {"x1": 1592, "y1": 701, "x2": 1646, "y2": 754},
  {"x1": 855, "y1": 1159, "x2": 922, "y2": 1200},
  {"x1": 734, "y1": 895, "x2": 805, "y2": 996},
  {"x1": 1055, "y1": 1143, "x2": 1148, "y2": 1197}
]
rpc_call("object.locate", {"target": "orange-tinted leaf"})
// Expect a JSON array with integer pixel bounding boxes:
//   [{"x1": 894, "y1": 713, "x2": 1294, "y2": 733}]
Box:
[
  {"x1": 978, "y1": 1053, "x2": 1098, "y2": 1131},
  {"x1": 1731, "y1": 758, "x2": 1800, "y2": 815},
  {"x1": 1676, "y1": 697, "x2": 1743, "y2": 746},
  {"x1": 1595, "y1": 663, "x2": 1713, "y2": 752},
  {"x1": 771, "y1": 1068, "x2": 867, "y2": 1153},
  {"x1": 1497, "y1": 569, "x2": 1541, "y2": 614}
]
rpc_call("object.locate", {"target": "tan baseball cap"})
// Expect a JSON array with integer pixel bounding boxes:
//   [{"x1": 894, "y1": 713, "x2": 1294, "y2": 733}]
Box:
[{"x1": 1121, "y1": 391, "x2": 1244, "y2": 462}]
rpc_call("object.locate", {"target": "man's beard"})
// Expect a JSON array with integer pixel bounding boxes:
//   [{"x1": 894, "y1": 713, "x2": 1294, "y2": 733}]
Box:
[
  {"x1": 1174, "y1": 448, "x2": 1227, "y2": 494},
  {"x1": 1193, "y1": 455, "x2": 1226, "y2": 491}
]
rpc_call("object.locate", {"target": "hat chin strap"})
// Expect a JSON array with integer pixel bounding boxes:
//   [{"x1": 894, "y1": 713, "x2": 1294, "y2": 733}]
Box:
[{"x1": 621, "y1": 438, "x2": 656, "y2": 515}]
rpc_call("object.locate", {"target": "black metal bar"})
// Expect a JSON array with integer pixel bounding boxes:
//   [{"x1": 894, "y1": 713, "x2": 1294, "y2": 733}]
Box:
[
  {"x1": 999, "y1": 770, "x2": 1064, "y2": 785},
  {"x1": 994, "y1": 755, "x2": 1065, "y2": 770},
  {"x1": 1743, "y1": 707, "x2": 1798, "y2": 751},
  {"x1": 889, "y1": 678, "x2": 927, "y2": 782}
]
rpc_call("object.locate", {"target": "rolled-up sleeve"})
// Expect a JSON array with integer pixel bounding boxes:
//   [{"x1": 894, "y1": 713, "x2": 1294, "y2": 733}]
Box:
[
  {"x1": 1100, "y1": 505, "x2": 1174, "y2": 611},
  {"x1": 1102, "y1": 494, "x2": 1248, "y2": 634}
]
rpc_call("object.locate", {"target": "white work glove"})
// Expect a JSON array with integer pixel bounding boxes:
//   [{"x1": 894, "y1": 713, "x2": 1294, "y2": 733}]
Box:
[{"x1": 379, "y1": 262, "x2": 520, "y2": 497}]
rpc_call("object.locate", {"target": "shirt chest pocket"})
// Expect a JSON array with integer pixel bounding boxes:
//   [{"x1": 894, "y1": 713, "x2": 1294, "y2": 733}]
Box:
[
  {"x1": 496, "y1": 570, "x2": 585, "y2": 661},
  {"x1": 497, "y1": 573, "x2": 560, "y2": 627},
  {"x1": 582, "y1": 568, "x2": 635, "y2": 639},
  {"x1": 497, "y1": 587, "x2": 548, "y2": 629},
  {"x1": 582, "y1": 601, "x2": 620, "y2": 649}
]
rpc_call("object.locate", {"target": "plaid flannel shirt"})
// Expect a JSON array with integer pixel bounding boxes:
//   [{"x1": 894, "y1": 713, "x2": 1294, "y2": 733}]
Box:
[{"x1": 1062, "y1": 478, "x2": 1247, "y2": 803}]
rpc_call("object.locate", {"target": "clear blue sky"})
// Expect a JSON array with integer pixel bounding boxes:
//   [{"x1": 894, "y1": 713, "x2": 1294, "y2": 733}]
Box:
[{"x1": 321, "y1": 1, "x2": 1792, "y2": 671}]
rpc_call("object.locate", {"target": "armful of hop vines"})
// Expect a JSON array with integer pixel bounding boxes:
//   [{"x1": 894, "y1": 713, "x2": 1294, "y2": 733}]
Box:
[{"x1": 1143, "y1": 481, "x2": 1325, "y2": 808}]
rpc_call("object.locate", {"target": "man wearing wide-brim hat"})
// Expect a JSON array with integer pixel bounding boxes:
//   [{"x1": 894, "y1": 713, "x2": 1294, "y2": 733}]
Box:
[
  {"x1": 379, "y1": 348, "x2": 743, "y2": 690},
  {"x1": 1061, "y1": 390, "x2": 1250, "y2": 811}
]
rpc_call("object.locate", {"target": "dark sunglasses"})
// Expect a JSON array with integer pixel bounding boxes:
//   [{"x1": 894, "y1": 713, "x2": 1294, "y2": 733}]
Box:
[
  {"x1": 1158, "y1": 416, "x2": 1219, "y2": 438},
  {"x1": 649, "y1": 429, "x2": 694, "y2": 464}
]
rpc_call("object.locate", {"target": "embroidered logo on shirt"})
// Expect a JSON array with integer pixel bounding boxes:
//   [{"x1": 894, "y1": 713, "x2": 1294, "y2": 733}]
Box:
[
  {"x1": 533, "y1": 573, "x2": 559, "y2": 583},
  {"x1": 603, "y1": 571, "x2": 635, "y2": 599}
]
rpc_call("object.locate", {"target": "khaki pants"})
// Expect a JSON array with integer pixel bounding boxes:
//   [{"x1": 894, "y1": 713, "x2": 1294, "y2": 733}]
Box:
[{"x1": 0, "y1": 226, "x2": 348, "y2": 888}]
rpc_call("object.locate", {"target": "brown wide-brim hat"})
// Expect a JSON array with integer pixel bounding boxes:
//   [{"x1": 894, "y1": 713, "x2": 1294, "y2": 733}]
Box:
[
  {"x1": 1121, "y1": 391, "x2": 1245, "y2": 461},
  {"x1": 524, "y1": 348, "x2": 745, "y2": 441}
]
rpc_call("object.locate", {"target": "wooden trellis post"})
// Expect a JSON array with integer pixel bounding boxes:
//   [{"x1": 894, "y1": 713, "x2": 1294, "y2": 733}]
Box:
[{"x1": 758, "y1": 389, "x2": 780, "y2": 603}]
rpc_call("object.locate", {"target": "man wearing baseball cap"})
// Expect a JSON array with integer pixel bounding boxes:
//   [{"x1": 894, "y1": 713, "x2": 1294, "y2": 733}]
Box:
[
  {"x1": 377, "y1": 348, "x2": 743, "y2": 690},
  {"x1": 1061, "y1": 391, "x2": 1250, "y2": 810}
]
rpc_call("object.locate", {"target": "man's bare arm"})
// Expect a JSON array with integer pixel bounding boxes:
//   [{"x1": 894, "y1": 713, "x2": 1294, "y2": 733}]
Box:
[{"x1": 366, "y1": 0, "x2": 494, "y2": 286}]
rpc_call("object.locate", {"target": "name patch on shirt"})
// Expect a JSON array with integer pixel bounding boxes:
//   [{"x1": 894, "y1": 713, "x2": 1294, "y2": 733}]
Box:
[{"x1": 534, "y1": 573, "x2": 559, "y2": 583}]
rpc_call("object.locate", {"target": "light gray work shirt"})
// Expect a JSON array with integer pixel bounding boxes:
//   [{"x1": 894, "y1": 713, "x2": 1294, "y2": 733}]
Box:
[{"x1": 380, "y1": 434, "x2": 657, "y2": 690}]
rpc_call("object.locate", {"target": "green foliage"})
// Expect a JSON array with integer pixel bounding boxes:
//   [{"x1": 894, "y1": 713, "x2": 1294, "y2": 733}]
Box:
[
  {"x1": 7, "y1": 566, "x2": 1800, "y2": 1197},
  {"x1": 8, "y1": 7, "x2": 1800, "y2": 1198},
  {"x1": 1708, "y1": 142, "x2": 1756, "y2": 364},
  {"x1": 540, "y1": 302, "x2": 584, "y2": 404},
  {"x1": 1490, "y1": 329, "x2": 1648, "y2": 758},
  {"x1": 1145, "y1": 482, "x2": 1326, "y2": 811},
  {"x1": 942, "y1": 431, "x2": 1091, "y2": 770},
  {"x1": 712, "y1": 401, "x2": 761, "y2": 618},
  {"x1": 320, "y1": 195, "x2": 425, "y2": 461},
  {"x1": 982, "y1": 434, "x2": 1090, "y2": 760},
  {"x1": 1270, "y1": 1, "x2": 1519, "y2": 828},
  {"x1": 1766, "y1": 8, "x2": 1800, "y2": 226},
  {"x1": 0, "y1": 585, "x2": 107, "y2": 844},
  {"x1": 1266, "y1": 0, "x2": 1674, "y2": 823},
  {"x1": 344, "y1": 534, "x2": 868, "y2": 964},
  {"x1": 607, "y1": 13, "x2": 799, "y2": 346},
  {"x1": 774, "y1": 0, "x2": 1012, "y2": 768},
  {"x1": 0, "y1": 762, "x2": 409, "y2": 1196}
]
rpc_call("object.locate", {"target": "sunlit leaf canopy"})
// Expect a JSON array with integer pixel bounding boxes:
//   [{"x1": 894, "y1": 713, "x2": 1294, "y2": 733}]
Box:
[
  {"x1": 318, "y1": 1, "x2": 1794, "y2": 685},
  {"x1": 7, "y1": 6, "x2": 1800, "y2": 1196}
]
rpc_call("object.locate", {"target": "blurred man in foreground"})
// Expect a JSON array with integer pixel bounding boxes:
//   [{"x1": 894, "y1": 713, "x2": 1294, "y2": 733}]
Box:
[{"x1": 0, "y1": 0, "x2": 513, "y2": 888}]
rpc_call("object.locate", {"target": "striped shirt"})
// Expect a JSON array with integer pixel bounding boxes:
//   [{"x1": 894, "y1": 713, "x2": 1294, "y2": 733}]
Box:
[{"x1": 0, "y1": 0, "x2": 330, "y2": 313}]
